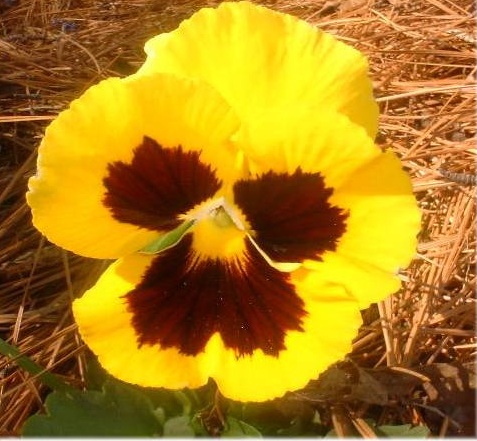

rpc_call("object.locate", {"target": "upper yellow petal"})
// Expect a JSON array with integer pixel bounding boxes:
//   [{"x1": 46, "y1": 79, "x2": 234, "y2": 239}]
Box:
[
  {"x1": 137, "y1": 1, "x2": 378, "y2": 138},
  {"x1": 27, "y1": 74, "x2": 242, "y2": 259}
]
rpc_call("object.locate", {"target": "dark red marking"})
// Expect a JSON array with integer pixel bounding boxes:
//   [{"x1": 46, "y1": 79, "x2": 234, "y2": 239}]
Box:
[
  {"x1": 233, "y1": 168, "x2": 348, "y2": 262},
  {"x1": 103, "y1": 136, "x2": 221, "y2": 231},
  {"x1": 125, "y1": 234, "x2": 306, "y2": 357}
]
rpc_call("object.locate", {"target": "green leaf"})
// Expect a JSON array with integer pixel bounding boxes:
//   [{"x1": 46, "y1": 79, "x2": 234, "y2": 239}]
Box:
[
  {"x1": 22, "y1": 380, "x2": 163, "y2": 436},
  {"x1": 163, "y1": 416, "x2": 195, "y2": 437},
  {"x1": 140, "y1": 220, "x2": 194, "y2": 254},
  {"x1": 222, "y1": 416, "x2": 262, "y2": 437},
  {"x1": 82, "y1": 353, "x2": 110, "y2": 390},
  {"x1": 375, "y1": 424, "x2": 430, "y2": 438}
]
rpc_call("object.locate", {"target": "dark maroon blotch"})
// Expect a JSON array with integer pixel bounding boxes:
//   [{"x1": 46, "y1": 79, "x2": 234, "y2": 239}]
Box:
[
  {"x1": 125, "y1": 234, "x2": 306, "y2": 357},
  {"x1": 233, "y1": 168, "x2": 348, "y2": 262},
  {"x1": 103, "y1": 136, "x2": 221, "y2": 231}
]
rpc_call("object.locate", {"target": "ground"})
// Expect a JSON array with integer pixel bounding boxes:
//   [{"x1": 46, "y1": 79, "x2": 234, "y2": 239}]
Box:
[{"x1": 0, "y1": 0, "x2": 475, "y2": 436}]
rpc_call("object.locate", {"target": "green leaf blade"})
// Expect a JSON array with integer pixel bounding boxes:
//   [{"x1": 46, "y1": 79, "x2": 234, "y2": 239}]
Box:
[
  {"x1": 22, "y1": 380, "x2": 163, "y2": 436},
  {"x1": 163, "y1": 416, "x2": 195, "y2": 437},
  {"x1": 222, "y1": 417, "x2": 262, "y2": 437}
]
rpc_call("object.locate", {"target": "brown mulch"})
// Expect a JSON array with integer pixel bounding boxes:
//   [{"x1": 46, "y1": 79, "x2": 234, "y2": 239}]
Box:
[{"x1": 0, "y1": 0, "x2": 475, "y2": 436}]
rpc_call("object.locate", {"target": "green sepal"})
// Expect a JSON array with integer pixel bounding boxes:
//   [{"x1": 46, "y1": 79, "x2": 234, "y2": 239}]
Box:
[{"x1": 139, "y1": 220, "x2": 194, "y2": 254}]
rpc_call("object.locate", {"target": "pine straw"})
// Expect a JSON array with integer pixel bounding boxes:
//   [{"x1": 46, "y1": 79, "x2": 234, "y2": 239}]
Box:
[{"x1": 0, "y1": 0, "x2": 475, "y2": 436}]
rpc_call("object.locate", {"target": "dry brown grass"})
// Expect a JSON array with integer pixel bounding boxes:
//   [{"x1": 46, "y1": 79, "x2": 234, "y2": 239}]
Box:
[{"x1": 0, "y1": 0, "x2": 475, "y2": 436}]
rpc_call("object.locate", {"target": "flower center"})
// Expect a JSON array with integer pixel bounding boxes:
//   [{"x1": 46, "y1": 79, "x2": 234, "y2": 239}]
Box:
[
  {"x1": 188, "y1": 195, "x2": 247, "y2": 230},
  {"x1": 101, "y1": 136, "x2": 348, "y2": 357},
  {"x1": 191, "y1": 207, "x2": 247, "y2": 261}
]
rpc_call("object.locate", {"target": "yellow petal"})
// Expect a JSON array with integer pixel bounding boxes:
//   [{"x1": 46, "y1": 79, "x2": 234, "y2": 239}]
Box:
[
  {"x1": 306, "y1": 252, "x2": 403, "y2": 309},
  {"x1": 137, "y1": 1, "x2": 378, "y2": 138},
  {"x1": 27, "y1": 74, "x2": 241, "y2": 258},
  {"x1": 73, "y1": 241, "x2": 361, "y2": 402},
  {"x1": 235, "y1": 110, "x2": 420, "y2": 308},
  {"x1": 320, "y1": 150, "x2": 421, "y2": 307}
]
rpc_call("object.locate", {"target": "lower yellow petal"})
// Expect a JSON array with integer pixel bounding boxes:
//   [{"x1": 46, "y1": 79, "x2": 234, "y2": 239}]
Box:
[
  {"x1": 73, "y1": 247, "x2": 362, "y2": 402},
  {"x1": 305, "y1": 253, "x2": 402, "y2": 308}
]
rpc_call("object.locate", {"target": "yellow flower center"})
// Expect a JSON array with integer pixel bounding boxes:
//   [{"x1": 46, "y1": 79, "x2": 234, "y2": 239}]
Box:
[
  {"x1": 191, "y1": 198, "x2": 248, "y2": 260},
  {"x1": 192, "y1": 216, "x2": 246, "y2": 260}
]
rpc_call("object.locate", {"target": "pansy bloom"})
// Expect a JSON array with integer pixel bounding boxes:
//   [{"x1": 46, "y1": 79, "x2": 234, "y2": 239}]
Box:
[{"x1": 26, "y1": 2, "x2": 420, "y2": 402}]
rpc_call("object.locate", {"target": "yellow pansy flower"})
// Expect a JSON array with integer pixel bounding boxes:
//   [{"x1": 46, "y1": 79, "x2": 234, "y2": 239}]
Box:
[{"x1": 26, "y1": 2, "x2": 420, "y2": 402}]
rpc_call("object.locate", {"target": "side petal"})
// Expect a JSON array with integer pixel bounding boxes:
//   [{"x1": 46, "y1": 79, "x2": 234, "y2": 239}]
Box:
[
  {"x1": 137, "y1": 1, "x2": 378, "y2": 138},
  {"x1": 235, "y1": 110, "x2": 420, "y2": 308},
  {"x1": 315, "y1": 150, "x2": 421, "y2": 308},
  {"x1": 27, "y1": 74, "x2": 241, "y2": 258}
]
